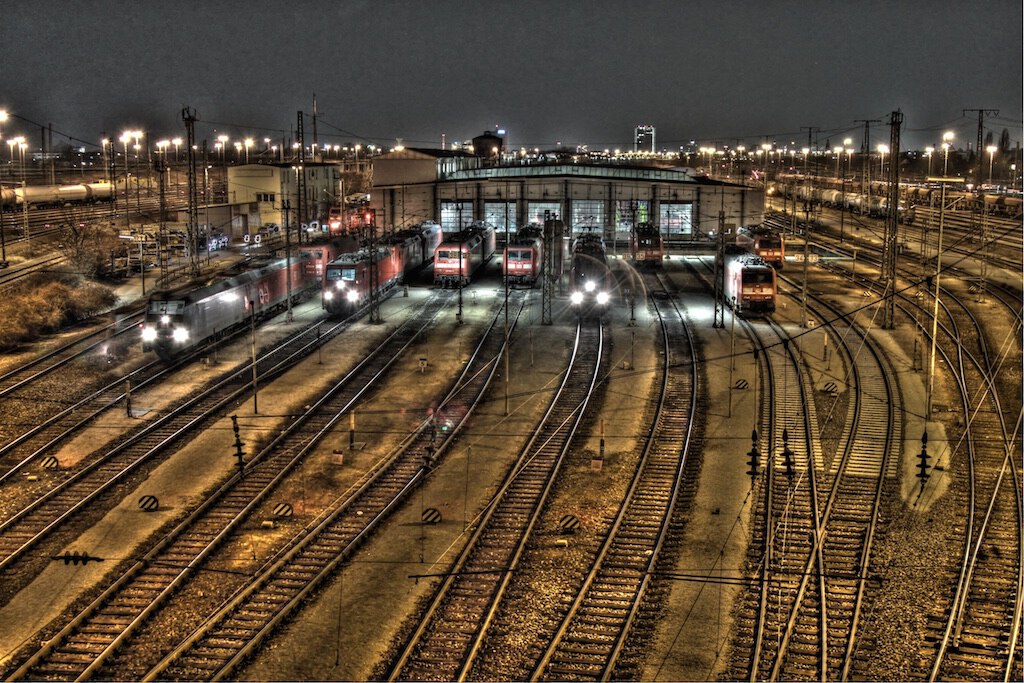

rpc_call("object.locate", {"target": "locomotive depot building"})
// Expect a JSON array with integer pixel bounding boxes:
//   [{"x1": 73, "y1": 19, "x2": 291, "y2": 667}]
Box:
[
  {"x1": 370, "y1": 148, "x2": 765, "y2": 247},
  {"x1": 216, "y1": 149, "x2": 763, "y2": 249}
]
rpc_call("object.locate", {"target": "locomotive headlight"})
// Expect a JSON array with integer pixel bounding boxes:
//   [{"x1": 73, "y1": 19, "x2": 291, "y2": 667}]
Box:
[
  {"x1": 141, "y1": 326, "x2": 157, "y2": 342},
  {"x1": 584, "y1": 280, "x2": 596, "y2": 292},
  {"x1": 172, "y1": 327, "x2": 189, "y2": 343},
  {"x1": 160, "y1": 314, "x2": 170, "y2": 325},
  {"x1": 346, "y1": 290, "x2": 359, "y2": 302},
  {"x1": 323, "y1": 290, "x2": 334, "y2": 301},
  {"x1": 570, "y1": 291, "x2": 584, "y2": 305},
  {"x1": 335, "y1": 281, "x2": 346, "y2": 291},
  {"x1": 596, "y1": 291, "x2": 610, "y2": 305}
]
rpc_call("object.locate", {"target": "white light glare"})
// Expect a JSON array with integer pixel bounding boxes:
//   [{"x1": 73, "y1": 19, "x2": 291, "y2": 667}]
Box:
[
  {"x1": 141, "y1": 326, "x2": 157, "y2": 342},
  {"x1": 596, "y1": 292, "x2": 610, "y2": 305},
  {"x1": 570, "y1": 292, "x2": 584, "y2": 305},
  {"x1": 172, "y1": 327, "x2": 189, "y2": 343}
]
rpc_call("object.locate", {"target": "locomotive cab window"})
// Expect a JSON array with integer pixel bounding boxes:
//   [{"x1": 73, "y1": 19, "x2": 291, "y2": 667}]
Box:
[
  {"x1": 326, "y1": 268, "x2": 357, "y2": 282},
  {"x1": 743, "y1": 270, "x2": 774, "y2": 285},
  {"x1": 149, "y1": 300, "x2": 184, "y2": 315},
  {"x1": 507, "y1": 249, "x2": 530, "y2": 261}
]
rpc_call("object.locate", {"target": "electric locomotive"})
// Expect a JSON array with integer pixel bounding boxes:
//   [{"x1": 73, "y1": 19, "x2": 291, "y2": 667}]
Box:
[
  {"x1": 630, "y1": 222, "x2": 664, "y2": 267},
  {"x1": 323, "y1": 245, "x2": 404, "y2": 316},
  {"x1": 433, "y1": 221, "x2": 496, "y2": 287},
  {"x1": 142, "y1": 254, "x2": 315, "y2": 359},
  {"x1": 322, "y1": 221, "x2": 442, "y2": 317},
  {"x1": 724, "y1": 247, "x2": 776, "y2": 315},
  {"x1": 570, "y1": 231, "x2": 612, "y2": 317},
  {"x1": 503, "y1": 223, "x2": 544, "y2": 286}
]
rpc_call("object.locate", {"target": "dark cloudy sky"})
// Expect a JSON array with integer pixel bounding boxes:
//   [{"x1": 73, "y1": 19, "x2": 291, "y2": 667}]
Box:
[{"x1": 2, "y1": 0, "x2": 1021, "y2": 151}]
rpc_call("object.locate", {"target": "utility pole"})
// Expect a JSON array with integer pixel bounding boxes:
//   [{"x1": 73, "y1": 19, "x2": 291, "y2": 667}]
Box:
[
  {"x1": 881, "y1": 111, "x2": 902, "y2": 329},
  {"x1": 963, "y1": 108, "x2": 998, "y2": 185},
  {"x1": 855, "y1": 119, "x2": 882, "y2": 195},
  {"x1": 296, "y1": 111, "x2": 307, "y2": 245},
  {"x1": 156, "y1": 158, "x2": 168, "y2": 284},
  {"x1": 542, "y1": 212, "x2": 555, "y2": 325},
  {"x1": 283, "y1": 200, "x2": 293, "y2": 323},
  {"x1": 369, "y1": 211, "x2": 381, "y2": 324},
  {"x1": 713, "y1": 199, "x2": 725, "y2": 329},
  {"x1": 312, "y1": 95, "x2": 320, "y2": 162},
  {"x1": 800, "y1": 126, "x2": 821, "y2": 151},
  {"x1": 182, "y1": 107, "x2": 201, "y2": 278}
]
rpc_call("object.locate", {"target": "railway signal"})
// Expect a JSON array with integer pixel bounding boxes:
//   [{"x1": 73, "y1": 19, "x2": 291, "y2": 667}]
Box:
[
  {"x1": 746, "y1": 429, "x2": 761, "y2": 482},
  {"x1": 917, "y1": 431, "x2": 931, "y2": 493}
]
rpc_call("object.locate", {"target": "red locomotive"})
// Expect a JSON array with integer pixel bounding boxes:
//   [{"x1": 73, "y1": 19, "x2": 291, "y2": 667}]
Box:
[
  {"x1": 503, "y1": 223, "x2": 544, "y2": 287},
  {"x1": 323, "y1": 221, "x2": 442, "y2": 316},
  {"x1": 434, "y1": 222, "x2": 496, "y2": 287},
  {"x1": 630, "y1": 221, "x2": 664, "y2": 267}
]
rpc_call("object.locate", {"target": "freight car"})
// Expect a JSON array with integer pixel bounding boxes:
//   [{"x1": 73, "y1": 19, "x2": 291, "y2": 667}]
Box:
[
  {"x1": 630, "y1": 222, "x2": 664, "y2": 267},
  {"x1": 0, "y1": 182, "x2": 114, "y2": 209},
  {"x1": 433, "y1": 221, "x2": 496, "y2": 287},
  {"x1": 141, "y1": 254, "x2": 316, "y2": 359},
  {"x1": 503, "y1": 223, "x2": 544, "y2": 286},
  {"x1": 570, "y1": 230, "x2": 612, "y2": 317},
  {"x1": 724, "y1": 247, "x2": 776, "y2": 316}
]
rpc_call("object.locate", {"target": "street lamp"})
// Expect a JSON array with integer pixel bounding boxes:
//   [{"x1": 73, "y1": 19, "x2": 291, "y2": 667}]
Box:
[
  {"x1": 244, "y1": 138, "x2": 254, "y2": 163},
  {"x1": 840, "y1": 147, "x2": 854, "y2": 243},
  {"x1": 217, "y1": 134, "x2": 229, "y2": 164},
  {"x1": 833, "y1": 146, "x2": 843, "y2": 178},
  {"x1": 985, "y1": 145, "x2": 998, "y2": 184},
  {"x1": 801, "y1": 147, "x2": 810, "y2": 176},
  {"x1": 942, "y1": 131, "x2": 954, "y2": 175},
  {"x1": 925, "y1": 146, "x2": 935, "y2": 178},
  {"x1": 877, "y1": 144, "x2": 889, "y2": 178},
  {"x1": 171, "y1": 137, "x2": 182, "y2": 162}
]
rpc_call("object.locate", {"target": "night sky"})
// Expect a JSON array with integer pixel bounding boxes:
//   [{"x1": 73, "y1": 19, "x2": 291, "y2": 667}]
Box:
[{"x1": 2, "y1": 0, "x2": 1021, "y2": 152}]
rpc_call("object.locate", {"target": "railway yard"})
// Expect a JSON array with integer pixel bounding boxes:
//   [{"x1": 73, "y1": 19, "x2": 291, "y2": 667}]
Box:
[{"x1": 0, "y1": 198, "x2": 1019, "y2": 683}]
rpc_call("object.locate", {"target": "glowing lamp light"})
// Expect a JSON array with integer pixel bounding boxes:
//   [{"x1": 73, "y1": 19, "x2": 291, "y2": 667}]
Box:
[
  {"x1": 596, "y1": 292, "x2": 610, "y2": 305},
  {"x1": 346, "y1": 290, "x2": 359, "y2": 302},
  {"x1": 172, "y1": 328, "x2": 189, "y2": 343},
  {"x1": 323, "y1": 290, "x2": 334, "y2": 301},
  {"x1": 141, "y1": 326, "x2": 157, "y2": 342},
  {"x1": 584, "y1": 280, "x2": 596, "y2": 292},
  {"x1": 570, "y1": 291, "x2": 584, "y2": 305},
  {"x1": 160, "y1": 315, "x2": 170, "y2": 325}
]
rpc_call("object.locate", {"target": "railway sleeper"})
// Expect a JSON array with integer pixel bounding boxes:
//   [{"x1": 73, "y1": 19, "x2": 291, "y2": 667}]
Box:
[{"x1": 545, "y1": 662, "x2": 603, "y2": 676}]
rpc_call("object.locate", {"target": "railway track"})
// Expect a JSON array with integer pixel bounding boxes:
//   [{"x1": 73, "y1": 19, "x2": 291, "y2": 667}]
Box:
[
  {"x1": 0, "y1": 294, "x2": 399, "y2": 581},
  {"x1": 5, "y1": 290, "x2": 472, "y2": 681},
  {"x1": 774, "y1": 222, "x2": 1021, "y2": 680},
  {"x1": 768, "y1": 285, "x2": 899, "y2": 681},
  {"x1": 386, "y1": 321, "x2": 607, "y2": 681},
  {"x1": 118, "y1": 292, "x2": 530, "y2": 682},
  {"x1": 907, "y1": 285, "x2": 1022, "y2": 682},
  {"x1": 0, "y1": 309, "x2": 143, "y2": 401},
  {"x1": 525, "y1": 273, "x2": 700, "y2": 681}
]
